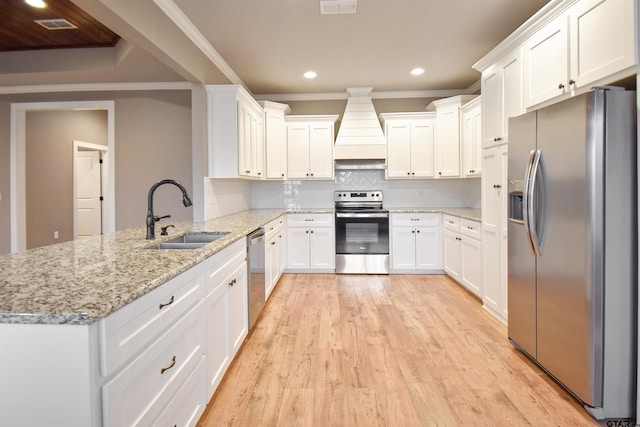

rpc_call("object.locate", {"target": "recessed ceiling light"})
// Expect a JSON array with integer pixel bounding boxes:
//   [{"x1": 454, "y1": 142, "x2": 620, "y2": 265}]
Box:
[
  {"x1": 411, "y1": 68, "x2": 425, "y2": 76},
  {"x1": 304, "y1": 71, "x2": 317, "y2": 79},
  {"x1": 25, "y1": 0, "x2": 47, "y2": 8}
]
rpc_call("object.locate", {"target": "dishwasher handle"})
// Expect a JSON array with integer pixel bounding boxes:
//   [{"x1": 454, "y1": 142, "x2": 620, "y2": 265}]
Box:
[{"x1": 248, "y1": 229, "x2": 265, "y2": 245}]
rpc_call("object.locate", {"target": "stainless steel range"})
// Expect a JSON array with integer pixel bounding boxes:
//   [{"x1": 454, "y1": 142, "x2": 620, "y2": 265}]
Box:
[{"x1": 334, "y1": 190, "x2": 390, "y2": 274}]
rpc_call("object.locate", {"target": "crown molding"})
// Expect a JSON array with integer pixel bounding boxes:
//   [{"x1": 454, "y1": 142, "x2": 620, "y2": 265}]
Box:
[
  {"x1": 0, "y1": 82, "x2": 193, "y2": 95},
  {"x1": 254, "y1": 86, "x2": 479, "y2": 102}
]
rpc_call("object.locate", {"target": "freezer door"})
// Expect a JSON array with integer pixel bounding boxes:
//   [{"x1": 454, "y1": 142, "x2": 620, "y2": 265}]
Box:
[
  {"x1": 507, "y1": 112, "x2": 537, "y2": 358},
  {"x1": 535, "y1": 91, "x2": 602, "y2": 407}
]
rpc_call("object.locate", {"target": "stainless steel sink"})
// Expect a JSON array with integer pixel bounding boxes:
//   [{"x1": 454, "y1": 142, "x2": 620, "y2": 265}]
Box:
[{"x1": 147, "y1": 231, "x2": 231, "y2": 250}]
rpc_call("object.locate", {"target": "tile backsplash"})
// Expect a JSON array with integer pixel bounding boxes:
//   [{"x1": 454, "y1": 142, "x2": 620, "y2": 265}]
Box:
[{"x1": 251, "y1": 170, "x2": 481, "y2": 210}]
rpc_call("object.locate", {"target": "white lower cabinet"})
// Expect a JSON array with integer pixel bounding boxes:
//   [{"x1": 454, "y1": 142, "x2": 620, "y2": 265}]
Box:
[
  {"x1": 390, "y1": 213, "x2": 442, "y2": 273},
  {"x1": 286, "y1": 213, "x2": 335, "y2": 272},
  {"x1": 265, "y1": 216, "x2": 285, "y2": 299},
  {"x1": 443, "y1": 214, "x2": 482, "y2": 297}
]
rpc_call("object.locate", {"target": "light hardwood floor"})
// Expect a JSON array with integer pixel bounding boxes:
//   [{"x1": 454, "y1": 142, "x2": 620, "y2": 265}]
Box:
[{"x1": 198, "y1": 274, "x2": 600, "y2": 426}]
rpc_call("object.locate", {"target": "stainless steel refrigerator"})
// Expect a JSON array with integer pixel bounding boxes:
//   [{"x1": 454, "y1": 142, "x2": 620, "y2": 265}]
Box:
[{"x1": 507, "y1": 87, "x2": 636, "y2": 420}]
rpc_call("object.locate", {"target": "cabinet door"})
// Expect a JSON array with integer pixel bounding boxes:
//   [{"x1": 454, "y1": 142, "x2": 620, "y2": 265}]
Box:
[
  {"x1": 309, "y1": 227, "x2": 335, "y2": 269},
  {"x1": 462, "y1": 110, "x2": 476, "y2": 177},
  {"x1": 238, "y1": 103, "x2": 252, "y2": 177},
  {"x1": 308, "y1": 123, "x2": 334, "y2": 178},
  {"x1": 391, "y1": 227, "x2": 416, "y2": 269},
  {"x1": 415, "y1": 226, "x2": 442, "y2": 270},
  {"x1": 436, "y1": 108, "x2": 460, "y2": 177},
  {"x1": 386, "y1": 121, "x2": 412, "y2": 178},
  {"x1": 482, "y1": 64, "x2": 502, "y2": 147},
  {"x1": 502, "y1": 49, "x2": 523, "y2": 140},
  {"x1": 443, "y1": 228, "x2": 461, "y2": 280},
  {"x1": 523, "y1": 14, "x2": 569, "y2": 108},
  {"x1": 204, "y1": 281, "x2": 229, "y2": 398},
  {"x1": 461, "y1": 236, "x2": 482, "y2": 297},
  {"x1": 253, "y1": 113, "x2": 265, "y2": 178},
  {"x1": 411, "y1": 120, "x2": 435, "y2": 177},
  {"x1": 481, "y1": 146, "x2": 502, "y2": 235},
  {"x1": 569, "y1": 0, "x2": 636, "y2": 88},
  {"x1": 227, "y1": 263, "x2": 248, "y2": 358},
  {"x1": 482, "y1": 229, "x2": 501, "y2": 314},
  {"x1": 286, "y1": 228, "x2": 310, "y2": 269},
  {"x1": 472, "y1": 108, "x2": 482, "y2": 174},
  {"x1": 265, "y1": 110, "x2": 286, "y2": 179},
  {"x1": 287, "y1": 124, "x2": 310, "y2": 179}
]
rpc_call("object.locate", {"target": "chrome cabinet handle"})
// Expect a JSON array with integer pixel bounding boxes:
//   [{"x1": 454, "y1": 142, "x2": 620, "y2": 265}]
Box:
[
  {"x1": 159, "y1": 296, "x2": 174, "y2": 310},
  {"x1": 160, "y1": 356, "x2": 176, "y2": 374}
]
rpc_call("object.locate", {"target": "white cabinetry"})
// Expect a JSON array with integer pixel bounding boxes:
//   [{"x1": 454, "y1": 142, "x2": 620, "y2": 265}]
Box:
[
  {"x1": 460, "y1": 97, "x2": 482, "y2": 177},
  {"x1": 207, "y1": 85, "x2": 265, "y2": 179},
  {"x1": 390, "y1": 213, "x2": 442, "y2": 273},
  {"x1": 286, "y1": 213, "x2": 335, "y2": 272},
  {"x1": 481, "y1": 144, "x2": 508, "y2": 324},
  {"x1": 380, "y1": 112, "x2": 436, "y2": 178},
  {"x1": 286, "y1": 115, "x2": 338, "y2": 180},
  {"x1": 524, "y1": 0, "x2": 637, "y2": 108},
  {"x1": 261, "y1": 101, "x2": 291, "y2": 180},
  {"x1": 264, "y1": 215, "x2": 285, "y2": 299},
  {"x1": 430, "y1": 95, "x2": 477, "y2": 178},
  {"x1": 481, "y1": 48, "x2": 523, "y2": 148},
  {"x1": 443, "y1": 215, "x2": 482, "y2": 297}
]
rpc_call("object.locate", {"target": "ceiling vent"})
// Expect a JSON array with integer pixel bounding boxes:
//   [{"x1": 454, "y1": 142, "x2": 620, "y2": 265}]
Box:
[
  {"x1": 320, "y1": 0, "x2": 357, "y2": 15},
  {"x1": 34, "y1": 19, "x2": 78, "y2": 30}
]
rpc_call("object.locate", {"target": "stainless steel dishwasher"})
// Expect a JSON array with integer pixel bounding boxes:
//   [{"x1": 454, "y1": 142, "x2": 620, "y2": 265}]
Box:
[{"x1": 247, "y1": 228, "x2": 266, "y2": 330}]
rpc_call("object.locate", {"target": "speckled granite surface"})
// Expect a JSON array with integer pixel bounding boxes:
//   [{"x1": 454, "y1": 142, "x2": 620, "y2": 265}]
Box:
[
  {"x1": 0, "y1": 209, "x2": 285, "y2": 326},
  {"x1": 389, "y1": 208, "x2": 481, "y2": 222}
]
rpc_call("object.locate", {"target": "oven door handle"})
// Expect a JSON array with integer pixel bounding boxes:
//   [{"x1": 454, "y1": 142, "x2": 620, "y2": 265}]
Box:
[{"x1": 336, "y1": 212, "x2": 389, "y2": 219}]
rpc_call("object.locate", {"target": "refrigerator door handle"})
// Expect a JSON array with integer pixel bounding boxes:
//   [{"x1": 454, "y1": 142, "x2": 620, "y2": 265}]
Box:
[
  {"x1": 522, "y1": 149, "x2": 537, "y2": 255},
  {"x1": 528, "y1": 149, "x2": 542, "y2": 256}
]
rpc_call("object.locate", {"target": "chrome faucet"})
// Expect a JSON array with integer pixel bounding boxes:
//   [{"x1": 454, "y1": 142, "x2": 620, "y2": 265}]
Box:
[{"x1": 146, "y1": 179, "x2": 192, "y2": 240}]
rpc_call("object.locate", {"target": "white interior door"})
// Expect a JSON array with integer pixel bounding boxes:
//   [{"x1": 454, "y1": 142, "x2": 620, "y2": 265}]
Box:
[{"x1": 75, "y1": 149, "x2": 103, "y2": 238}]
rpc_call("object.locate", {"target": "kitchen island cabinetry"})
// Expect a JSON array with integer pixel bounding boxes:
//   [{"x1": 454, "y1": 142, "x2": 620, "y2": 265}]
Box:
[
  {"x1": 286, "y1": 115, "x2": 338, "y2": 180},
  {"x1": 206, "y1": 84, "x2": 265, "y2": 179},
  {"x1": 390, "y1": 213, "x2": 442, "y2": 273},
  {"x1": 460, "y1": 96, "x2": 482, "y2": 177},
  {"x1": 286, "y1": 213, "x2": 335, "y2": 272},
  {"x1": 380, "y1": 112, "x2": 435, "y2": 178},
  {"x1": 261, "y1": 101, "x2": 291, "y2": 180},
  {"x1": 443, "y1": 215, "x2": 482, "y2": 297},
  {"x1": 523, "y1": 0, "x2": 636, "y2": 108}
]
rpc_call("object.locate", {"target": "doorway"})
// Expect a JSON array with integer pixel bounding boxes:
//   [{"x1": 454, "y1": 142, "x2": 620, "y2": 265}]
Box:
[{"x1": 10, "y1": 101, "x2": 115, "y2": 252}]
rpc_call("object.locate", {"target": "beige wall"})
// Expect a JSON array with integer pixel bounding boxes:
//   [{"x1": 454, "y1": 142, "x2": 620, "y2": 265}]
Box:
[
  {"x1": 0, "y1": 90, "x2": 193, "y2": 254},
  {"x1": 26, "y1": 110, "x2": 108, "y2": 249}
]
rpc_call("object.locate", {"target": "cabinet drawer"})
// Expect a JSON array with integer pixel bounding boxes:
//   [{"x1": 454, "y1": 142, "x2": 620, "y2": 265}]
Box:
[
  {"x1": 99, "y1": 264, "x2": 204, "y2": 376},
  {"x1": 102, "y1": 302, "x2": 205, "y2": 427},
  {"x1": 287, "y1": 213, "x2": 333, "y2": 227},
  {"x1": 392, "y1": 213, "x2": 441, "y2": 227},
  {"x1": 206, "y1": 238, "x2": 246, "y2": 292},
  {"x1": 460, "y1": 219, "x2": 481, "y2": 240},
  {"x1": 153, "y1": 357, "x2": 206, "y2": 427},
  {"x1": 443, "y1": 215, "x2": 460, "y2": 232},
  {"x1": 264, "y1": 215, "x2": 285, "y2": 240}
]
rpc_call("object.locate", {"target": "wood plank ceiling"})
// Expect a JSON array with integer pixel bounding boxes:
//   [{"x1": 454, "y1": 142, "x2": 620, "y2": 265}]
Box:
[{"x1": 0, "y1": 0, "x2": 119, "y2": 51}]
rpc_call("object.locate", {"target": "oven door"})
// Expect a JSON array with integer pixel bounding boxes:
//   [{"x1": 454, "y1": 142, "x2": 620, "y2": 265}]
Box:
[{"x1": 335, "y1": 212, "x2": 389, "y2": 255}]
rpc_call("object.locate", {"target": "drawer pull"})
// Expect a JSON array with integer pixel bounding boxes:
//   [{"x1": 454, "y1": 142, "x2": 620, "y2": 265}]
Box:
[
  {"x1": 229, "y1": 278, "x2": 237, "y2": 287},
  {"x1": 159, "y1": 295, "x2": 174, "y2": 310},
  {"x1": 271, "y1": 241, "x2": 276, "y2": 245},
  {"x1": 410, "y1": 218, "x2": 419, "y2": 221},
  {"x1": 160, "y1": 356, "x2": 176, "y2": 374},
  {"x1": 467, "y1": 226, "x2": 474, "y2": 230},
  {"x1": 304, "y1": 219, "x2": 314, "y2": 221}
]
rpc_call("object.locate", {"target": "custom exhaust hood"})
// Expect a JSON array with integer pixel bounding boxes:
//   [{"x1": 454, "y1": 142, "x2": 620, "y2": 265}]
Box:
[{"x1": 334, "y1": 87, "x2": 387, "y2": 169}]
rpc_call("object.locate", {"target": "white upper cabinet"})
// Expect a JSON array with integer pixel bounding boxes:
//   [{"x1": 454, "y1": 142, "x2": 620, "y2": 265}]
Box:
[
  {"x1": 460, "y1": 96, "x2": 482, "y2": 177},
  {"x1": 286, "y1": 115, "x2": 338, "y2": 180},
  {"x1": 206, "y1": 85, "x2": 265, "y2": 179},
  {"x1": 260, "y1": 101, "x2": 291, "y2": 180},
  {"x1": 524, "y1": 0, "x2": 637, "y2": 108},
  {"x1": 381, "y1": 112, "x2": 435, "y2": 179},
  {"x1": 482, "y1": 48, "x2": 523, "y2": 148},
  {"x1": 431, "y1": 95, "x2": 477, "y2": 178}
]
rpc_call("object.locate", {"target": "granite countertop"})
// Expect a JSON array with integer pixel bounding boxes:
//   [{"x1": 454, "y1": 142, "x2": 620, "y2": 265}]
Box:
[
  {"x1": 0, "y1": 209, "x2": 285, "y2": 326},
  {"x1": 389, "y1": 207, "x2": 481, "y2": 222}
]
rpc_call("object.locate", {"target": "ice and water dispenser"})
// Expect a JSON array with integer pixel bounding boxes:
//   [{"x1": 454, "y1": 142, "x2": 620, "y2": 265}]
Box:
[{"x1": 508, "y1": 179, "x2": 524, "y2": 223}]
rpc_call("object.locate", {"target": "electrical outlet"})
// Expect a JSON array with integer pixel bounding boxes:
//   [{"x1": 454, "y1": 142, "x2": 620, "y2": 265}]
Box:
[{"x1": 54, "y1": 231, "x2": 59, "y2": 239}]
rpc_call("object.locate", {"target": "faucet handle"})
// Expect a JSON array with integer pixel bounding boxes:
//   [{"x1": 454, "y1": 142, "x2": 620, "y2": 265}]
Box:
[
  {"x1": 160, "y1": 225, "x2": 175, "y2": 236},
  {"x1": 154, "y1": 214, "x2": 171, "y2": 222}
]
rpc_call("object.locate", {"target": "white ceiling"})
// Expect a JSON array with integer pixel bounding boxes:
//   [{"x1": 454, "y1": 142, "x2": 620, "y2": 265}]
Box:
[{"x1": 0, "y1": 0, "x2": 550, "y2": 98}]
